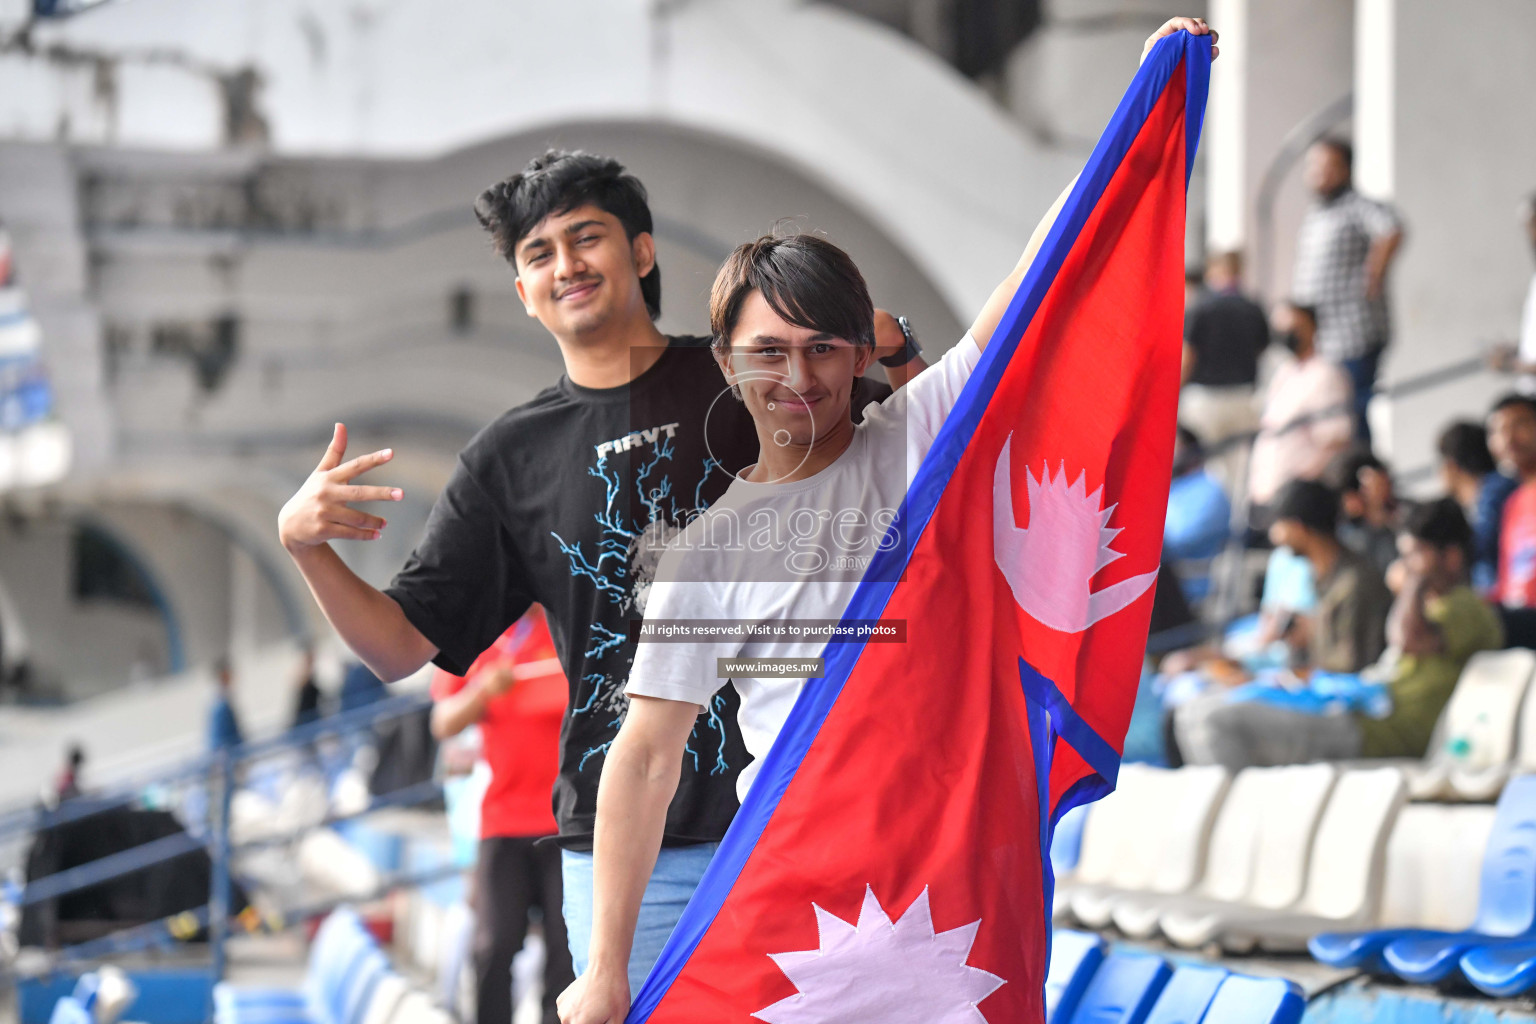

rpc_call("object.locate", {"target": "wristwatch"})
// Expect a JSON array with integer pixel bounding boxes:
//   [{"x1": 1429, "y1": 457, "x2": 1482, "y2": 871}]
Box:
[{"x1": 879, "y1": 315, "x2": 924, "y2": 368}]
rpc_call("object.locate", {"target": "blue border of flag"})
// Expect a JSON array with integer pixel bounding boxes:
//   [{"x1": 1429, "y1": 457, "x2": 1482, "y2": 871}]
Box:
[{"x1": 627, "y1": 31, "x2": 1210, "y2": 1021}]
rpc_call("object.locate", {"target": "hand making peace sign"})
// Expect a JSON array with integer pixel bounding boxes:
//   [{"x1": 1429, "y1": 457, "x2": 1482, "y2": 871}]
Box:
[{"x1": 278, "y1": 423, "x2": 405, "y2": 551}]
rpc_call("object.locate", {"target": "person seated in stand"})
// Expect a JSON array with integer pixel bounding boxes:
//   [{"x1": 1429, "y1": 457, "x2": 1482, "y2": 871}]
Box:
[
  {"x1": 1164, "y1": 426, "x2": 1232, "y2": 605},
  {"x1": 1158, "y1": 495, "x2": 1319, "y2": 695},
  {"x1": 1363, "y1": 499, "x2": 1504, "y2": 758},
  {"x1": 1175, "y1": 497, "x2": 1500, "y2": 768},
  {"x1": 1437, "y1": 420, "x2": 1518, "y2": 596},
  {"x1": 1487, "y1": 393, "x2": 1536, "y2": 649},
  {"x1": 1327, "y1": 446, "x2": 1403, "y2": 579},
  {"x1": 1172, "y1": 480, "x2": 1392, "y2": 768}
]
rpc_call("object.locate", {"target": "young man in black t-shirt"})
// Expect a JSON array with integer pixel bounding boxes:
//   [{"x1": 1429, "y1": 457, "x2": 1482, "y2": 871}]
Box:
[{"x1": 275, "y1": 150, "x2": 926, "y2": 993}]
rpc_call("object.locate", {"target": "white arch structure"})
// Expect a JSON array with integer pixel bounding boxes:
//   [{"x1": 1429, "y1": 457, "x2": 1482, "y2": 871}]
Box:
[{"x1": 8, "y1": 0, "x2": 1082, "y2": 320}]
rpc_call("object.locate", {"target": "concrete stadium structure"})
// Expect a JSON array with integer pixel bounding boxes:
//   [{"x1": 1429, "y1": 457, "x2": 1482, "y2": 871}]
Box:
[{"x1": 0, "y1": 0, "x2": 1531, "y2": 797}]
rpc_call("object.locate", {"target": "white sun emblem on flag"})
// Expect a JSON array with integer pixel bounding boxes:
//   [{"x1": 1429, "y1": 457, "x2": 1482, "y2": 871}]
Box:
[
  {"x1": 753, "y1": 886, "x2": 1004, "y2": 1024},
  {"x1": 992, "y1": 432, "x2": 1158, "y2": 634}
]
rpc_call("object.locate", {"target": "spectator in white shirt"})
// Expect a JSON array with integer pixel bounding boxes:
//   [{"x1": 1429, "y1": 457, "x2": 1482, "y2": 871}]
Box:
[{"x1": 1248, "y1": 301, "x2": 1356, "y2": 509}]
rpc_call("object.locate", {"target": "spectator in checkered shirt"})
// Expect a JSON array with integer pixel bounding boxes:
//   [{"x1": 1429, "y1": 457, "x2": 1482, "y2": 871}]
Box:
[{"x1": 1291, "y1": 137, "x2": 1405, "y2": 447}]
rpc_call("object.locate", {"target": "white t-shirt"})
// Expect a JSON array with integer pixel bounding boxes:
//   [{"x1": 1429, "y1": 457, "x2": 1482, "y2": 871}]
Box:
[
  {"x1": 1518, "y1": 272, "x2": 1536, "y2": 396},
  {"x1": 625, "y1": 333, "x2": 982, "y2": 800}
]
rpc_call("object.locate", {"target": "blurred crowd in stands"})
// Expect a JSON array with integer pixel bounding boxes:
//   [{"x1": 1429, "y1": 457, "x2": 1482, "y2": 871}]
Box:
[{"x1": 1139, "y1": 137, "x2": 1536, "y2": 774}]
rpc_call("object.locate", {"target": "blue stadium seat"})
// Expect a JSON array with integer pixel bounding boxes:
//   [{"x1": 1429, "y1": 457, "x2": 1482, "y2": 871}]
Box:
[
  {"x1": 1309, "y1": 773, "x2": 1536, "y2": 976},
  {"x1": 336, "y1": 950, "x2": 391, "y2": 1024},
  {"x1": 1064, "y1": 952, "x2": 1171, "y2": 1024},
  {"x1": 214, "y1": 908, "x2": 375, "y2": 1024},
  {"x1": 1046, "y1": 930, "x2": 1106, "y2": 1024},
  {"x1": 47, "y1": 997, "x2": 92, "y2": 1024},
  {"x1": 1140, "y1": 965, "x2": 1228, "y2": 1024},
  {"x1": 1201, "y1": 976, "x2": 1304, "y2": 1024},
  {"x1": 1460, "y1": 941, "x2": 1536, "y2": 997}
]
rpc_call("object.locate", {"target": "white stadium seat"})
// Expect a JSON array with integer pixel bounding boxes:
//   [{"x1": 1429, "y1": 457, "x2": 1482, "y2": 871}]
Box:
[
  {"x1": 1212, "y1": 767, "x2": 1407, "y2": 952},
  {"x1": 1055, "y1": 764, "x2": 1157, "y2": 922},
  {"x1": 1375, "y1": 803, "x2": 1494, "y2": 931},
  {"x1": 1067, "y1": 765, "x2": 1229, "y2": 928},
  {"x1": 360, "y1": 973, "x2": 412, "y2": 1024},
  {"x1": 1159, "y1": 763, "x2": 1339, "y2": 948},
  {"x1": 1112, "y1": 764, "x2": 1323, "y2": 939},
  {"x1": 1408, "y1": 649, "x2": 1536, "y2": 801}
]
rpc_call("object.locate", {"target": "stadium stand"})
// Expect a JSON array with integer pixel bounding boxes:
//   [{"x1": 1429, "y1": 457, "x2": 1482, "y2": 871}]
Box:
[
  {"x1": 1460, "y1": 941, "x2": 1536, "y2": 998},
  {"x1": 1306, "y1": 775, "x2": 1536, "y2": 971},
  {"x1": 1375, "y1": 774, "x2": 1536, "y2": 984},
  {"x1": 1046, "y1": 930, "x2": 1107, "y2": 1024},
  {"x1": 1046, "y1": 932, "x2": 1306, "y2": 1024},
  {"x1": 1065, "y1": 765, "x2": 1229, "y2": 928},
  {"x1": 1107, "y1": 765, "x2": 1335, "y2": 940},
  {"x1": 1402, "y1": 648, "x2": 1536, "y2": 801},
  {"x1": 1208, "y1": 767, "x2": 1405, "y2": 952},
  {"x1": 213, "y1": 907, "x2": 452, "y2": 1024}
]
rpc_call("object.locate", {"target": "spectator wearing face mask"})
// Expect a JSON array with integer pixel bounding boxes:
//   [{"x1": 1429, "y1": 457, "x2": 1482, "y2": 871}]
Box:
[{"x1": 1247, "y1": 302, "x2": 1356, "y2": 510}]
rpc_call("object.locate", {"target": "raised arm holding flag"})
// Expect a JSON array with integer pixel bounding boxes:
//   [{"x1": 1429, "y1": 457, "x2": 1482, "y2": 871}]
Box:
[{"x1": 560, "y1": 19, "x2": 1215, "y2": 1024}]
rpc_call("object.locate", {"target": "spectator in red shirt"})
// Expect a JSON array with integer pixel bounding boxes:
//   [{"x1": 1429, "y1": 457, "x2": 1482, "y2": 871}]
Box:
[
  {"x1": 431, "y1": 607, "x2": 571, "y2": 1024},
  {"x1": 1488, "y1": 394, "x2": 1536, "y2": 649}
]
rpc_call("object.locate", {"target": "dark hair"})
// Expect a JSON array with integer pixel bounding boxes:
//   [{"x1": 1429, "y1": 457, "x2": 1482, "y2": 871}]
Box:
[
  {"x1": 1272, "y1": 479, "x2": 1339, "y2": 537},
  {"x1": 1324, "y1": 446, "x2": 1387, "y2": 496},
  {"x1": 1206, "y1": 250, "x2": 1243, "y2": 276},
  {"x1": 1404, "y1": 497, "x2": 1472, "y2": 559},
  {"x1": 708, "y1": 233, "x2": 875, "y2": 355},
  {"x1": 1490, "y1": 392, "x2": 1536, "y2": 420},
  {"x1": 1437, "y1": 421, "x2": 1497, "y2": 476},
  {"x1": 1172, "y1": 425, "x2": 1204, "y2": 477},
  {"x1": 1281, "y1": 300, "x2": 1318, "y2": 329},
  {"x1": 473, "y1": 150, "x2": 660, "y2": 320},
  {"x1": 1314, "y1": 136, "x2": 1353, "y2": 172}
]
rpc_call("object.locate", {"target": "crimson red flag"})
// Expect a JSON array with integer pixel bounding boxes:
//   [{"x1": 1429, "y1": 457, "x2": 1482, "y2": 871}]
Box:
[{"x1": 629, "y1": 30, "x2": 1210, "y2": 1024}]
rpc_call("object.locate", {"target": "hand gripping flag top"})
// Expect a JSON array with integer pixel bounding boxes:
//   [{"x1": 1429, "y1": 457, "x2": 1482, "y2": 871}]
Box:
[{"x1": 629, "y1": 30, "x2": 1210, "y2": 1024}]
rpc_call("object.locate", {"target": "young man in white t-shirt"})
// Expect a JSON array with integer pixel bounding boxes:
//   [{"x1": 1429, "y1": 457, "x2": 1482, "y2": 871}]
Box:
[{"x1": 556, "y1": 18, "x2": 1217, "y2": 1023}]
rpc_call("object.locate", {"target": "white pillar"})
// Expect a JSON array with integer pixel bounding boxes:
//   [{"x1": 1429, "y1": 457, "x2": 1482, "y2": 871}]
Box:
[
  {"x1": 1353, "y1": 0, "x2": 1395, "y2": 201},
  {"x1": 1201, "y1": 0, "x2": 1354, "y2": 295},
  {"x1": 1375, "y1": 0, "x2": 1536, "y2": 488},
  {"x1": 1205, "y1": 0, "x2": 1248, "y2": 254}
]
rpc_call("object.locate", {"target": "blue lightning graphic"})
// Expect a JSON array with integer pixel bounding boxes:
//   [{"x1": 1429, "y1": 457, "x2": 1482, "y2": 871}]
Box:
[
  {"x1": 550, "y1": 532, "x2": 628, "y2": 604},
  {"x1": 585, "y1": 624, "x2": 626, "y2": 661},
  {"x1": 694, "y1": 456, "x2": 723, "y2": 510},
  {"x1": 571, "y1": 673, "x2": 607, "y2": 715},
  {"x1": 636, "y1": 438, "x2": 676, "y2": 524},
  {"x1": 706, "y1": 693, "x2": 731, "y2": 775},
  {"x1": 559, "y1": 431, "x2": 735, "y2": 778}
]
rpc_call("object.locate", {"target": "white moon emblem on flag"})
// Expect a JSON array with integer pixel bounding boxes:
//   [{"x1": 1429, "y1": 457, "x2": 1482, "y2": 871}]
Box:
[
  {"x1": 753, "y1": 886, "x2": 1004, "y2": 1023},
  {"x1": 992, "y1": 434, "x2": 1157, "y2": 633}
]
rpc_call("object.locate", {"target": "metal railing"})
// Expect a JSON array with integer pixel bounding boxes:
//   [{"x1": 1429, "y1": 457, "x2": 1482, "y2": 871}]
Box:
[{"x1": 5, "y1": 689, "x2": 447, "y2": 983}]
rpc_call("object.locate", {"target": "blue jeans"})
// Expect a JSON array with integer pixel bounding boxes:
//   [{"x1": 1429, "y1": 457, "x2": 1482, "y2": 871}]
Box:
[
  {"x1": 561, "y1": 842, "x2": 718, "y2": 995},
  {"x1": 1340, "y1": 345, "x2": 1384, "y2": 447}
]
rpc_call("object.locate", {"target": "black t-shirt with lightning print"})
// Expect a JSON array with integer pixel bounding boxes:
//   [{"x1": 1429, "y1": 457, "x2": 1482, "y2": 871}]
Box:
[{"x1": 387, "y1": 336, "x2": 892, "y2": 849}]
